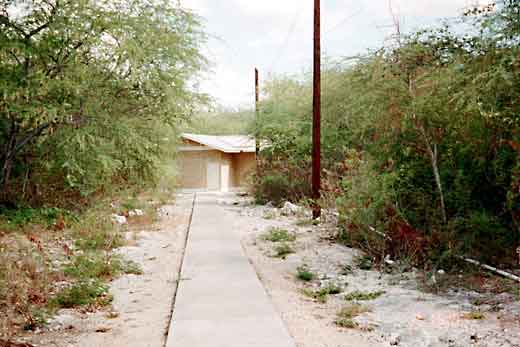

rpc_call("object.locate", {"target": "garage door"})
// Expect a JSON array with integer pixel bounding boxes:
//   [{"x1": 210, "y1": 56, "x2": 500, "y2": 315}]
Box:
[{"x1": 178, "y1": 150, "x2": 222, "y2": 190}]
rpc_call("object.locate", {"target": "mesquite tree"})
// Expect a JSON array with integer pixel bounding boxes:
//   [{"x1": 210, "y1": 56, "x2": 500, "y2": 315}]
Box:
[{"x1": 0, "y1": 0, "x2": 206, "y2": 199}]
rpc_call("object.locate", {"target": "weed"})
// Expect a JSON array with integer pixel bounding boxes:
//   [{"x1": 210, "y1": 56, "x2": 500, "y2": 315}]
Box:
[
  {"x1": 344, "y1": 290, "x2": 385, "y2": 301},
  {"x1": 64, "y1": 254, "x2": 118, "y2": 279},
  {"x1": 120, "y1": 195, "x2": 146, "y2": 212},
  {"x1": 301, "y1": 288, "x2": 328, "y2": 303},
  {"x1": 123, "y1": 260, "x2": 144, "y2": 275},
  {"x1": 462, "y1": 311, "x2": 485, "y2": 320},
  {"x1": 471, "y1": 298, "x2": 485, "y2": 306},
  {"x1": 324, "y1": 285, "x2": 342, "y2": 295},
  {"x1": 0, "y1": 207, "x2": 77, "y2": 229},
  {"x1": 354, "y1": 255, "x2": 373, "y2": 270},
  {"x1": 23, "y1": 308, "x2": 48, "y2": 331},
  {"x1": 72, "y1": 215, "x2": 123, "y2": 251},
  {"x1": 301, "y1": 288, "x2": 317, "y2": 299},
  {"x1": 262, "y1": 228, "x2": 296, "y2": 242},
  {"x1": 64, "y1": 254, "x2": 143, "y2": 280},
  {"x1": 301, "y1": 285, "x2": 343, "y2": 303},
  {"x1": 337, "y1": 303, "x2": 372, "y2": 319},
  {"x1": 262, "y1": 211, "x2": 276, "y2": 220},
  {"x1": 340, "y1": 264, "x2": 353, "y2": 275},
  {"x1": 274, "y1": 243, "x2": 294, "y2": 259},
  {"x1": 335, "y1": 318, "x2": 358, "y2": 328},
  {"x1": 335, "y1": 303, "x2": 371, "y2": 328},
  {"x1": 296, "y1": 265, "x2": 315, "y2": 282},
  {"x1": 49, "y1": 281, "x2": 110, "y2": 309}
]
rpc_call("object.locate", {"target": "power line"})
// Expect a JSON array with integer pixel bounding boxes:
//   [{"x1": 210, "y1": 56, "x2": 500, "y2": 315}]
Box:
[
  {"x1": 324, "y1": 6, "x2": 364, "y2": 35},
  {"x1": 269, "y1": 2, "x2": 306, "y2": 73}
]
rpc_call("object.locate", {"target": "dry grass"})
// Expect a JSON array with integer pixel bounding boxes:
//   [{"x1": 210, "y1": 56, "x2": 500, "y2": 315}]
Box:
[
  {"x1": 334, "y1": 303, "x2": 372, "y2": 329},
  {"x1": 462, "y1": 311, "x2": 486, "y2": 320},
  {"x1": 0, "y1": 234, "x2": 63, "y2": 338},
  {"x1": 0, "y1": 187, "x2": 160, "y2": 339}
]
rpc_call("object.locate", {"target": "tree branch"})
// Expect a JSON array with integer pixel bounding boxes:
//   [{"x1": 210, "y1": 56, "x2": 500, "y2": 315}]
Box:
[
  {"x1": 13, "y1": 123, "x2": 52, "y2": 155},
  {"x1": 0, "y1": 14, "x2": 27, "y2": 37}
]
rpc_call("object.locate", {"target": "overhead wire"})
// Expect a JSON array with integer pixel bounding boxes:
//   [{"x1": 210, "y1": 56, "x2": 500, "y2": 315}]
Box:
[
  {"x1": 323, "y1": 6, "x2": 365, "y2": 35},
  {"x1": 268, "y1": 2, "x2": 307, "y2": 74}
]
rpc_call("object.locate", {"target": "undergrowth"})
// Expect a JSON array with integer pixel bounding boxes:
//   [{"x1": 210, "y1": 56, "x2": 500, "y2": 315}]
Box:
[
  {"x1": 262, "y1": 228, "x2": 296, "y2": 242},
  {"x1": 302, "y1": 285, "x2": 343, "y2": 303},
  {"x1": 344, "y1": 290, "x2": 385, "y2": 301},
  {"x1": 48, "y1": 281, "x2": 112, "y2": 309},
  {"x1": 0, "y1": 188, "x2": 154, "y2": 338},
  {"x1": 296, "y1": 265, "x2": 315, "y2": 282},
  {"x1": 335, "y1": 303, "x2": 372, "y2": 329},
  {"x1": 273, "y1": 243, "x2": 295, "y2": 259}
]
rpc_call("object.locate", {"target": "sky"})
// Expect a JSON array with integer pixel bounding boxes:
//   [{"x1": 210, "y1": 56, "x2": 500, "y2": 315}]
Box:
[{"x1": 181, "y1": 0, "x2": 491, "y2": 108}]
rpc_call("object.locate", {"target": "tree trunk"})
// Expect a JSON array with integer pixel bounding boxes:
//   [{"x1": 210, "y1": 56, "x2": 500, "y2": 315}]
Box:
[
  {"x1": 420, "y1": 127, "x2": 447, "y2": 224},
  {"x1": 0, "y1": 119, "x2": 17, "y2": 188},
  {"x1": 409, "y1": 75, "x2": 447, "y2": 224}
]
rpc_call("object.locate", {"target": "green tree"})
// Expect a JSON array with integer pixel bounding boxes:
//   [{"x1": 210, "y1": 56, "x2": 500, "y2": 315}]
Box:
[
  {"x1": 0, "y1": 0, "x2": 206, "y2": 200},
  {"x1": 253, "y1": 1, "x2": 519, "y2": 265}
]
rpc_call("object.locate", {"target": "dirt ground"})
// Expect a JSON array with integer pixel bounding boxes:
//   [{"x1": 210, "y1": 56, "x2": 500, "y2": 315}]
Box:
[
  {"x1": 223, "y1": 196, "x2": 520, "y2": 347},
  {"x1": 9, "y1": 192, "x2": 519, "y2": 347},
  {"x1": 15, "y1": 193, "x2": 194, "y2": 347}
]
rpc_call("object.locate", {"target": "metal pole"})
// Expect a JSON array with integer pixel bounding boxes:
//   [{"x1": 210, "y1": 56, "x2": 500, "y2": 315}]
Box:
[
  {"x1": 255, "y1": 68, "x2": 260, "y2": 157},
  {"x1": 312, "y1": 0, "x2": 321, "y2": 219}
]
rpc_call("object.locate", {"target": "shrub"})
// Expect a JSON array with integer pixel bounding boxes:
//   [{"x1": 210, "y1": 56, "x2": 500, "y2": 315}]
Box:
[
  {"x1": 462, "y1": 311, "x2": 485, "y2": 320},
  {"x1": 354, "y1": 255, "x2": 374, "y2": 270},
  {"x1": 252, "y1": 3, "x2": 520, "y2": 269},
  {"x1": 273, "y1": 243, "x2": 294, "y2": 259},
  {"x1": 49, "y1": 281, "x2": 110, "y2": 309},
  {"x1": 262, "y1": 228, "x2": 296, "y2": 242},
  {"x1": 335, "y1": 303, "x2": 371, "y2": 328},
  {"x1": 296, "y1": 265, "x2": 315, "y2": 281},
  {"x1": 335, "y1": 318, "x2": 358, "y2": 329},
  {"x1": 64, "y1": 254, "x2": 143, "y2": 280},
  {"x1": 254, "y1": 174, "x2": 291, "y2": 206},
  {"x1": 344, "y1": 290, "x2": 385, "y2": 301},
  {"x1": 301, "y1": 285, "x2": 343, "y2": 303}
]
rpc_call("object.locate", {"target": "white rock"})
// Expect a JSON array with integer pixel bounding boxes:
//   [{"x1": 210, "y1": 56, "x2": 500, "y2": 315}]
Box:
[
  {"x1": 281, "y1": 201, "x2": 301, "y2": 216},
  {"x1": 128, "y1": 209, "x2": 144, "y2": 217},
  {"x1": 48, "y1": 314, "x2": 75, "y2": 330},
  {"x1": 111, "y1": 214, "x2": 127, "y2": 225}
]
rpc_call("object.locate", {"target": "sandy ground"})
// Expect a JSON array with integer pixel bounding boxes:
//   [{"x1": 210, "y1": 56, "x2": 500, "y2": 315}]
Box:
[
  {"x1": 11, "y1": 192, "x2": 519, "y2": 347},
  {"x1": 19, "y1": 193, "x2": 194, "y2": 347},
  {"x1": 221, "y1": 196, "x2": 520, "y2": 347}
]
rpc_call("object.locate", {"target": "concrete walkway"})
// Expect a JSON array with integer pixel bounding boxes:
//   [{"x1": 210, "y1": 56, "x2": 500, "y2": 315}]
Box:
[{"x1": 166, "y1": 193, "x2": 295, "y2": 347}]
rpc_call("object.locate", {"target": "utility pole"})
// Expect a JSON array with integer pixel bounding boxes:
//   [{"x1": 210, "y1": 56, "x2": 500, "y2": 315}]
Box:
[
  {"x1": 255, "y1": 68, "x2": 260, "y2": 157},
  {"x1": 312, "y1": 0, "x2": 321, "y2": 219}
]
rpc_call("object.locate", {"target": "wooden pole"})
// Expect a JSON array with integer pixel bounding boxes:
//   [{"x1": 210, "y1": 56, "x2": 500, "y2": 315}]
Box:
[
  {"x1": 255, "y1": 68, "x2": 260, "y2": 157},
  {"x1": 312, "y1": 0, "x2": 321, "y2": 219}
]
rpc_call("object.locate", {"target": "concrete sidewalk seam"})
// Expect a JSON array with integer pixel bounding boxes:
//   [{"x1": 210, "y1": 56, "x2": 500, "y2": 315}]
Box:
[{"x1": 163, "y1": 193, "x2": 197, "y2": 347}]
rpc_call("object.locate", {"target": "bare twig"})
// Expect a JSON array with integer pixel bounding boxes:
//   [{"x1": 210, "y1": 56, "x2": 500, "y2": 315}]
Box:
[{"x1": 459, "y1": 257, "x2": 520, "y2": 283}]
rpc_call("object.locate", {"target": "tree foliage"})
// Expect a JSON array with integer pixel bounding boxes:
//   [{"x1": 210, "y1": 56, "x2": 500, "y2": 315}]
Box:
[
  {"x1": 255, "y1": 1, "x2": 519, "y2": 266},
  {"x1": 0, "y1": 0, "x2": 206, "y2": 201},
  {"x1": 182, "y1": 106, "x2": 255, "y2": 135}
]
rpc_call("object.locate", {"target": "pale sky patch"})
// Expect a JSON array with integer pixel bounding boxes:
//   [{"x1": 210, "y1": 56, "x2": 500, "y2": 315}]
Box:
[{"x1": 181, "y1": 0, "x2": 494, "y2": 108}]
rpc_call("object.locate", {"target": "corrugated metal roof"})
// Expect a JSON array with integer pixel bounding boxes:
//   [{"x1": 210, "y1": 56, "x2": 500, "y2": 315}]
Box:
[{"x1": 181, "y1": 133, "x2": 256, "y2": 153}]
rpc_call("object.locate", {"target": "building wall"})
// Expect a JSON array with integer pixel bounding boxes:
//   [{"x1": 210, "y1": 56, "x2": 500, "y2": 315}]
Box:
[
  {"x1": 178, "y1": 150, "x2": 222, "y2": 189},
  {"x1": 178, "y1": 139, "x2": 256, "y2": 190},
  {"x1": 232, "y1": 152, "x2": 256, "y2": 187}
]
